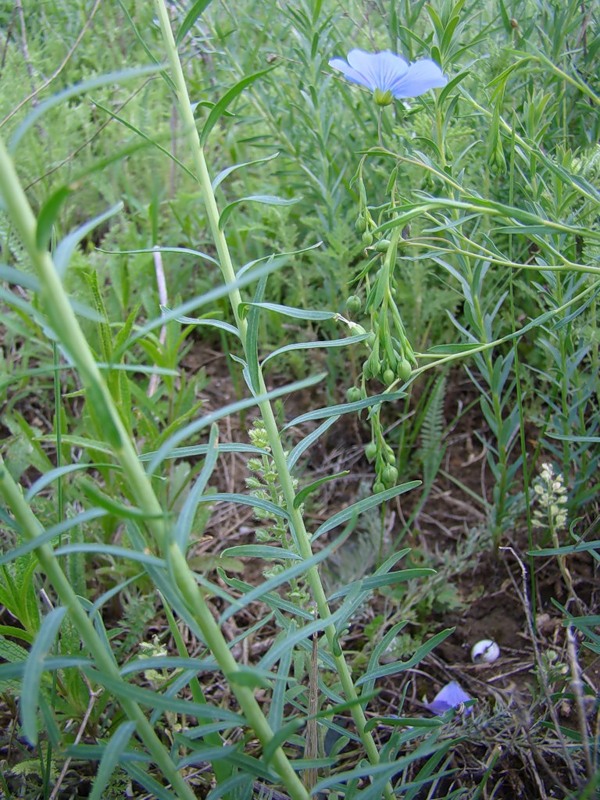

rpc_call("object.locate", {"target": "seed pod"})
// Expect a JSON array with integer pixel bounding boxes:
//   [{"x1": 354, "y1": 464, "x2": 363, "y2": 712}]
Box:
[
  {"x1": 382, "y1": 368, "x2": 395, "y2": 386},
  {"x1": 397, "y1": 358, "x2": 412, "y2": 381},
  {"x1": 355, "y1": 215, "x2": 367, "y2": 233},
  {"x1": 346, "y1": 386, "x2": 362, "y2": 403},
  {"x1": 382, "y1": 465, "x2": 398, "y2": 487},
  {"x1": 373, "y1": 481, "x2": 386, "y2": 494},
  {"x1": 365, "y1": 442, "x2": 377, "y2": 461},
  {"x1": 362, "y1": 231, "x2": 374, "y2": 247},
  {"x1": 346, "y1": 295, "x2": 362, "y2": 316},
  {"x1": 374, "y1": 238, "x2": 391, "y2": 252}
]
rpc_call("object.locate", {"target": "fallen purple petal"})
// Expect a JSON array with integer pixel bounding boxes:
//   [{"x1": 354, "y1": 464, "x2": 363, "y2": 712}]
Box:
[{"x1": 425, "y1": 681, "x2": 473, "y2": 715}]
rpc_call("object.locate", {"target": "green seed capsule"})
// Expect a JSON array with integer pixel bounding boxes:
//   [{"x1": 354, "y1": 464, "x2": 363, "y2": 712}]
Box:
[
  {"x1": 382, "y1": 368, "x2": 395, "y2": 386},
  {"x1": 346, "y1": 386, "x2": 362, "y2": 403},
  {"x1": 365, "y1": 442, "x2": 377, "y2": 461},
  {"x1": 375, "y1": 238, "x2": 391, "y2": 252},
  {"x1": 397, "y1": 358, "x2": 412, "y2": 381},
  {"x1": 355, "y1": 215, "x2": 367, "y2": 233},
  {"x1": 346, "y1": 295, "x2": 362, "y2": 316},
  {"x1": 373, "y1": 481, "x2": 386, "y2": 494},
  {"x1": 362, "y1": 231, "x2": 374, "y2": 247},
  {"x1": 382, "y1": 465, "x2": 398, "y2": 487}
]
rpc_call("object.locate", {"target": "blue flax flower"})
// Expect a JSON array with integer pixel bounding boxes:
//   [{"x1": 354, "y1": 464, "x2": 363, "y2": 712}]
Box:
[
  {"x1": 329, "y1": 49, "x2": 447, "y2": 105},
  {"x1": 425, "y1": 681, "x2": 473, "y2": 716}
]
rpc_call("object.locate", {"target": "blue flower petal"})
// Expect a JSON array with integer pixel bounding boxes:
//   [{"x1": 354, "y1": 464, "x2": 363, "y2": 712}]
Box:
[
  {"x1": 346, "y1": 50, "x2": 408, "y2": 93},
  {"x1": 425, "y1": 681, "x2": 472, "y2": 716},
  {"x1": 328, "y1": 56, "x2": 372, "y2": 89},
  {"x1": 389, "y1": 58, "x2": 448, "y2": 98},
  {"x1": 329, "y1": 49, "x2": 447, "y2": 100}
]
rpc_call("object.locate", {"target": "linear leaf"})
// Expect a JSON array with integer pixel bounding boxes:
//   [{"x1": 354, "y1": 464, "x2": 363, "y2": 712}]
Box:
[
  {"x1": 146, "y1": 373, "x2": 325, "y2": 474},
  {"x1": 293, "y1": 471, "x2": 349, "y2": 509},
  {"x1": 36, "y1": 185, "x2": 72, "y2": 251},
  {"x1": 21, "y1": 607, "x2": 67, "y2": 744},
  {"x1": 200, "y1": 67, "x2": 275, "y2": 146},
  {"x1": 55, "y1": 203, "x2": 123, "y2": 277},
  {"x1": 89, "y1": 721, "x2": 136, "y2": 800},
  {"x1": 356, "y1": 628, "x2": 454, "y2": 685},
  {"x1": 53, "y1": 543, "x2": 166, "y2": 568},
  {"x1": 221, "y1": 545, "x2": 302, "y2": 561},
  {"x1": 219, "y1": 193, "x2": 300, "y2": 230},
  {"x1": 283, "y1": 390, "x2": 405, "y2": 430},
  {"x1": 0, "y1": 508, "x2": 108, "y2": 566},
  {"x1": 212, "y1": 152, "x2": 279, "y2": 191},
  {"x1": 240, "y1": 301, "x2": 337, "y2": 322},
  {"x1": 176, "y1": 0, "x2": 214, "y2": 43},
  {"x1": 174, "y1": 424, "x2": 219, "y2": 551},
  {"x1": 10, "y1": 65, "x2": 165, "y2": 151},
  {"x1": 263, "y1": 332, "x2": 369, "y2": 365},
  {"x1": 312, "y1": 482, "x2": 421, "y2": 541},
  {"x1": 287, "y1": 416, "x2": 340, "y2": 471}
]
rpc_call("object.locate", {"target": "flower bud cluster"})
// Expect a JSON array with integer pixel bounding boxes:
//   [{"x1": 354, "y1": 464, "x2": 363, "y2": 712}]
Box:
[
  {"x1": 532, "y1": 462, "x2": 568, "y2": 532},
  {"x1": 246, "y1": 421, "x2": 309, "y2": 604}
]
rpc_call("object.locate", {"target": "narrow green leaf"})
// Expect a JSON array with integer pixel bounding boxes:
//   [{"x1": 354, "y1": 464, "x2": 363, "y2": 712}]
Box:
[
  {"x1": 21, "y1": 607, "x2": 66, "y2": 744},
  {"x1": 356, "y1": 629, "x2": 454, "y2": 685},
  {"x1": 283, "y1": 390, "x2": 405, "y2": 430},
  {"x1": 312, "y1": 481, "x2": 421, "y2": 540},
  {"x1": 53, "y1": 543, "x2": 166, "y2": 568},
  {"x1": 328, "y1": 568, "x2": 435, "y2": 601},
  {"x1": 219, "y1": 194, "x2": 300, "y2": 230},
  {"x1": 10, "y1": 65, "x2": 166, "y2": 151},
  {"x1": 226, "y1": 666, "x2": 273, "y2": 690},
  {"x1": 240, "y1": 301, "x2": 337, "y2": 322},
  {"x1": 263, "y1": 332, "x2": 369, "y2": 365},
  {"x1": 146, "y1": 373, "x2": 325, "y2": 474},
  {"x1": 26, "y1": 463, "x2": 113, "y2": 501},
  {"x1": 139, "y1": 442, "x2": 268, "y2": 462},
  {"x1": 293, "y1": 471, "x2": 349, "y2": 509},
  {"x1": 78, "y1": 478, "x2": 163, "y2": 520},
  {"x1": 55, "y1": 203, "x2": 123, "y2": 277},
  {"x1": 84, "y1": 667, "x2": 244, "y2": 722},
  {"x1": 160, "y1": 310, "x2": 240, "y2": 338},
  {"x1": 0, "y1": 508, "x2": 107, "y2": 567},
  {"x1": 221, "y1": 545, "x2": 302, "y2": 561},
  {"x1": 89, "y1": 722, "x2": 136, "y2": 800},
  {"x1": 287, "y1": 416, "x2": 340, "y2": 471},
  {"x1": 427, "y1": 343, "x2": 481, "y2": 355},
  {"x1": 212, "y1": 152, "x2": 280, "y2": 191},
  {"x1": 123, "y1": 763, "x2": 179, "y2": 800},
  {"x1": 200, "y1": 67, "x2": 276, "y2": 146},
  {"x1": 174, "y1": 424, "x2": 219, "y2": 551},
  {"x1": 246, "y1": 276, "x2": 268, "y2": 394},
  {"x1": 35, "y1": 186, "x2": 72, "y2": 251},
  {"x1": 176, "y1": 0, "x2": 214, "y2": 44}
]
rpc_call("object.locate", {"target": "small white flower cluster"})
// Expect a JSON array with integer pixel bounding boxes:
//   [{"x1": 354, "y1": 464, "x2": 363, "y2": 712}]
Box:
[{"x1": 532, "y1": 462, "x2": 568, "y2": 531}]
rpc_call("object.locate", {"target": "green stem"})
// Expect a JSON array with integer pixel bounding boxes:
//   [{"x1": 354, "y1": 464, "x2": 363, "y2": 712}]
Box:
[
  {"x1": 153, "y1": 1, "x2": 392, "y2": 795},
  {"x1": 169, "y1": 545, "x2": 309, "y2": 800},
  {"x1": 0, "y1": 458, "x2": 197, "y2": 800}
]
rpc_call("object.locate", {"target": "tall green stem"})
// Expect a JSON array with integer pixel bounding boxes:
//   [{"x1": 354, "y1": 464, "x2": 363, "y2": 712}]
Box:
[{"x1": 153, "y1": 0, "x2": 392, "y2": 794}]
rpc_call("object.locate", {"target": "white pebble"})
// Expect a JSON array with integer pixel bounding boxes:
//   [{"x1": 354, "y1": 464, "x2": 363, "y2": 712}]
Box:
[{"x1": 471, "y1": 639, "x2": 500, "y2": 663}]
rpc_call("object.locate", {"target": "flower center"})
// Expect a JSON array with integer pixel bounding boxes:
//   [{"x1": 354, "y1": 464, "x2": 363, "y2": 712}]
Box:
[{"x1": 373, "y1": 88, "x2": 393, "y2": 106}]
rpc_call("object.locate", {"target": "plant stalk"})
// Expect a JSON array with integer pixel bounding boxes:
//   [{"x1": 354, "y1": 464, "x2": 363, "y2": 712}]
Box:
[{"x1": 153, "y1": 1, "x2": 392, "y2": 793}]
